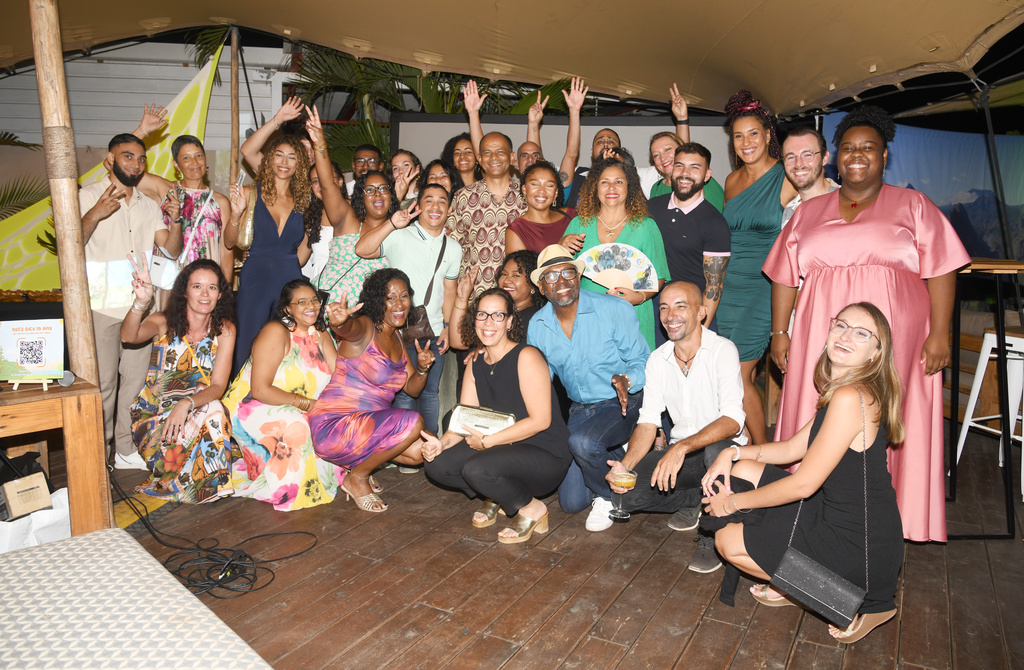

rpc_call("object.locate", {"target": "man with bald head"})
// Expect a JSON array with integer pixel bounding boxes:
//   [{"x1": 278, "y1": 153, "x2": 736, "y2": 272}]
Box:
[
  {"x1": 446, "y1": 130, "x2": 526, "y2": 297},
  {"x1": 516, "y1": 141, "x2": 544, "y2": 174},
  {"x1": 606, "y1": 280, "x2": 745, "y2": 573}
]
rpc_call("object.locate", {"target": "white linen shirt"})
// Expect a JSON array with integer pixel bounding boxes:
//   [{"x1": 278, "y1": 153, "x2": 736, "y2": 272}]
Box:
[{"x1": 637, "y1": 326, "x2": 747, "y2": 445}]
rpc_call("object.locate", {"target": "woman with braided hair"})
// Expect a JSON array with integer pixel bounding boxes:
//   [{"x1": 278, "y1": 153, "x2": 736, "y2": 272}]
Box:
[{"x1": 715, "y1": 90, "x2": 797, "y2": 445}]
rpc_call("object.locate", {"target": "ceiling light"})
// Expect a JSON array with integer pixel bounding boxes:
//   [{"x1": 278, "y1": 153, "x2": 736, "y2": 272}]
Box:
[
  {"x1": 209, "y1": 16, "x2": 235, "y2": 24},
  {"x1": 342, "y1": 37, "x2": 372, "y2": 52},
  {"x1": 138, "y1": 17, "x2": 171, "y2": 31},
  {"x1": 413, "y1": 51, "x2": 443, "y2": 66},
  {"x1": 481, "y1": 60, "x2": 512, "y2": 75},
  {"x1": 616, "y1": 83, "x2": 644, "y2": 97}
]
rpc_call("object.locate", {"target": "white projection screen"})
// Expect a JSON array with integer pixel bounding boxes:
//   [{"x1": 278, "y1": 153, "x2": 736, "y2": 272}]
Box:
[{"x1": 389, "y1": 113, "x2": 733, "y2": 185}]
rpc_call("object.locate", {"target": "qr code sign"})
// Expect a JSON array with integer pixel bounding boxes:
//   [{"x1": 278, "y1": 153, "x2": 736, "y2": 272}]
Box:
[{"x1": 18, "y1": 338, "x2": 45, "y2": 367}]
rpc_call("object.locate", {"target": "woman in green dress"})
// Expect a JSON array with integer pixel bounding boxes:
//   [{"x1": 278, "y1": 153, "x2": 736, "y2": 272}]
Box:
[
  {"x1": 560, "y1": 158, "x2": 670, "y2": 349},
  {"x1": 714, "y1": 90, "x2": 797, "y2": 444}
]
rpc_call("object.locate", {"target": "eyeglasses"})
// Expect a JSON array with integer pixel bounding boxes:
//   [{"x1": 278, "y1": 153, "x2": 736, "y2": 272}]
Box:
[
  {"x1": 829, "y1": 318, "x2": 876, "y2": 343},
  {"x1": 540, "y1": 267, "x2": 579, "y2": 284},
  {"x1": 783, "y1": 150, "x2": 822, "y2": 166},
  {"x1": 353, "y1": 157, "x2": 380, "y2": 167},
  {"x1": 475, "y1": 311, "x2": 510, "y2": 323},
  {"x1": 291, "y1": 297, "x2": 322, "y2": 308},
  {"x1": 362, "y1": 185, "x2": 391, "y2": 196}
]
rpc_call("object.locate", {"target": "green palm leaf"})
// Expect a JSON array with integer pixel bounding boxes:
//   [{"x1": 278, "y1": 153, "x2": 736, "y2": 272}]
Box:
[
  {"x1": 504, "y1": 78, "x2": 572, "y2": 114},
  {"x1": 323, "y1": 120, "x2": 390, "y2": 169},
  {"x1": 185, "y1": 26, "x2": 229, "y2": 85},
  {"x1": 0, "y1": 175, "x2": 50, "y2": 219},
  {"x1": 0, "y1": 131, "x2": 41, "y2": 150}
]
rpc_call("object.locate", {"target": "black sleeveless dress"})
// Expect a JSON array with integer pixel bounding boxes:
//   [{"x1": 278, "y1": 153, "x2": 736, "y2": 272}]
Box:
[{"x1": 744, "y1": 404, "x2": 904, "y2": 613}]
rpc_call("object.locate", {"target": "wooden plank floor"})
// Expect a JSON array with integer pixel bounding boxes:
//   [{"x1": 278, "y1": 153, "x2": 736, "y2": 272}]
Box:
[{"x1": 51, "y1": 428, "x2": 1023, "y2": 670}]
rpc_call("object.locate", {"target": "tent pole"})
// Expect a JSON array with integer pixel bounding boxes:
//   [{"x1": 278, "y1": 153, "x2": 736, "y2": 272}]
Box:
[
  {"x1": 28, "y1": 0, "x2": 98, "y2": 386},
  {"x1": 230, "y1": 27, "x2": 239, "y2": 186}
]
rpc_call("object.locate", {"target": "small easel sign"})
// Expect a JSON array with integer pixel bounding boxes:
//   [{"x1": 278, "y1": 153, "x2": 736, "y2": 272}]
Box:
[{"x1": 0, "y1": 319, "x2": 64, "y2": 391}]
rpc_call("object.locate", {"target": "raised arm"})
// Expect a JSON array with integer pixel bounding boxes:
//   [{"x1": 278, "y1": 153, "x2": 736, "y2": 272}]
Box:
[
  {"x1": 120, "y1": 252, "x2": 167, "y2": 344},
  {"x1": 463, "y1": 80, "x2": 487, "y2": 154},
  {"x1": 526, "y1": 90, "x2": 548, "y2": 147},
  {"x1": 669, "y1": 84, "x2": 690, "y2": 143},
  {"x1": 305, "y1": 104, "x2": 349, "y2": 225},
  {"x1": 446, "y1": 267, "x2": 477, "y2": 351},
  {"x1": 354, "y1": 203, "x2": 420, "y2": 259},
  {"x1": 559, "y1": 77, "x2": 588, "y2": 187},
  {"x1": 240, "y1": 96, "x2": 304, "y2": 171}
]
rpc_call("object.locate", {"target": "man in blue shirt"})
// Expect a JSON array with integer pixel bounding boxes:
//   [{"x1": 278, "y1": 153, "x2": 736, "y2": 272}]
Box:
[{"x1": 527, "y1": 245, "x2": 650, "y2": 531}]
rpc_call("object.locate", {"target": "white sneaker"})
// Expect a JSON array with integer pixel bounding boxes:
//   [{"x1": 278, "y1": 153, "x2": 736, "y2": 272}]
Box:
[
  {"x1": 114, "y1": 451, "x2": 148, "y2": 471},
  {"x1": 586, "y1": 498, "x2": 615, "y2": 532}
]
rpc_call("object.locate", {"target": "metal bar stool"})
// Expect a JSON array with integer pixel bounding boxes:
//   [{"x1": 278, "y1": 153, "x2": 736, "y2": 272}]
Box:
[{"x1": 954, "y1": 328, "x2": 1024, "y2": 501}]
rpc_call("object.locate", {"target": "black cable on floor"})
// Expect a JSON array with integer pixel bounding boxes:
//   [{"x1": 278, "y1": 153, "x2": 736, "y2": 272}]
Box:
[{"x1": 109, "y1": 464, "x2": 318, "y2": 598}]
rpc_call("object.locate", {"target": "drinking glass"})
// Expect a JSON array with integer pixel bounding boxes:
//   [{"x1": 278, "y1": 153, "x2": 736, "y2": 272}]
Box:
[{"x1": 608, "y1": 470, "x2": 638, "y2": 523}]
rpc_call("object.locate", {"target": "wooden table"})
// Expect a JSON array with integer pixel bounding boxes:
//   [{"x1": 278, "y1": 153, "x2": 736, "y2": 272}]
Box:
[
  {"x1": 0, "y1": 379, "x2": 112, "y2": 535},
  {"x1": 949, "y1": 257, "x2": 1024, "y2": 540}
]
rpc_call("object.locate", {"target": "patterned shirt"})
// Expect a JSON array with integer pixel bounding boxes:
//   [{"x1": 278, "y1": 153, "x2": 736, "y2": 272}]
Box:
[{"x1": 445, "y1": 178, "x2": 526, "y2": 296}]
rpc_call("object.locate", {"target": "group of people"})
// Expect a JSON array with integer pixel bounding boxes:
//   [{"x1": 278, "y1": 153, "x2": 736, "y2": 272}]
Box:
[{"x1": 79, "y1": 80, "x2": 970, "y2": 643}]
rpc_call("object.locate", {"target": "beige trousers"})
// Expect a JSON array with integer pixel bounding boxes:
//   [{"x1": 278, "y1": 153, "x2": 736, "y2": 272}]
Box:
[{"x1": 92, "y1": 310, "x2": 152, "y2": 457}]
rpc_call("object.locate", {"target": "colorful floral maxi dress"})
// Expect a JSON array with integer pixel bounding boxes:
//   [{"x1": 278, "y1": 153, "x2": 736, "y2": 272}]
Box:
[
  {"x1": 222, "y1": 326, "x2": 343, "y2": 511},
  {"x1": 130, "y1": 333, "x2": 232, "y2": 503},
  {"x1": 309, "y1": 336, "x2": 420, "y2": 468}
]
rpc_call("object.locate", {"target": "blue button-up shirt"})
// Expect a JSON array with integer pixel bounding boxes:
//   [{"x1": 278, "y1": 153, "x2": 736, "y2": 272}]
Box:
[{"x1": 528, "y1": 291, "x2": 650, "y2": 405}]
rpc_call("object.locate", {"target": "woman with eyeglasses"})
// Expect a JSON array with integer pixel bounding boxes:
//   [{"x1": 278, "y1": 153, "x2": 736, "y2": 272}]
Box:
[
  {"x1": 314, "y1": 169, "x2": 394, "y2": 308},
  {"x1": 763, "y1": 106, "x2": 969, "y2": 543},
  {"x1": 419, "y1": 288, "x2": 570, "y2": 543},
  {"x1": 222, "y1": 279, "x2": 344, "y2": 511},
  {"x1": 702, "y1": 303, "x2": 905, "y2": 643}
]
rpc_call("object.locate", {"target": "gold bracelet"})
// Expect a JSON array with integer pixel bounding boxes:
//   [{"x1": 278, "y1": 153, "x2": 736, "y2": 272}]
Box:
[
  {"x1": 455, "y1": 301, "x2": 468, "y2": 310},
  {"x1": 755, "y1": 445, "x2": 763, "y2": 462}
]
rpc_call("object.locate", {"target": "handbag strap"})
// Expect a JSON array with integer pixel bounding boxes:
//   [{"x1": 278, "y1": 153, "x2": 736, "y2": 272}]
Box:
[
  {"x1": 786, "y1": 388, "x2": 870, "y2": 591},
  {"x1": 421, "y1": 235, "x2": 447, "y2": 307}
]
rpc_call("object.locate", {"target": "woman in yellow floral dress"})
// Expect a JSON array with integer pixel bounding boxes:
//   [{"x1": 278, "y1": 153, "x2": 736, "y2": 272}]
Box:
[{"x1": 223, "y1": 279, "x2": 345, "y2": 510}]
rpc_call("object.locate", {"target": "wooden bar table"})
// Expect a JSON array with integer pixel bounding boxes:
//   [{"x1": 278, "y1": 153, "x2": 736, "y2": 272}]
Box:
[
  {"x1": 949, "y1": 257, "x2": 1024, "y2": 540},
  {"x1": 0, "y1": 379, "x2": 113, "y2": 535}
]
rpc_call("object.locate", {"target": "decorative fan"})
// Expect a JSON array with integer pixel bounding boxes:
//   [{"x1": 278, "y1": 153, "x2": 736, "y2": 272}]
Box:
[{"x1": 581, "y1": 243, "x2": 659, "y2": 291}]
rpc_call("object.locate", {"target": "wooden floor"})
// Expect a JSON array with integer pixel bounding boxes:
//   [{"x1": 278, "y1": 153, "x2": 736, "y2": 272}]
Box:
[{"x1": 57, "y1": 428, "x2": 1024, "y2": 670}]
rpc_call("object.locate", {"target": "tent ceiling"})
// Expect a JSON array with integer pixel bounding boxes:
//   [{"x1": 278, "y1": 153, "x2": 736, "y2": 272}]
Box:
[{"x1": 5, "y1": 1, "x2": 1024, "y2": 116}]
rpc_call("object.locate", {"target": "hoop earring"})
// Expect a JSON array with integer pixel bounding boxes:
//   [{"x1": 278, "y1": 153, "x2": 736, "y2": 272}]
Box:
[
  {"x1": 282, "y1": 312, "x2": 295, "y2": 328},
  {"x1": 174, "y1": 168, "x2": 182, "y2": 181}
]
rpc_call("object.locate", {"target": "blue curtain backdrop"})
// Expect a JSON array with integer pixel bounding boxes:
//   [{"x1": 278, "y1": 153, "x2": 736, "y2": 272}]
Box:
[{"x1": 822, "y1": 114, "x2": 1024, "y2": 259}]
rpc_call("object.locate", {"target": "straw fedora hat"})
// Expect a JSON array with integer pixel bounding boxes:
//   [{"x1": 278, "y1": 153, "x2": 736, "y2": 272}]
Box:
[{"x1": 530, "y1": 244, "x2": 587, "y2": 286}]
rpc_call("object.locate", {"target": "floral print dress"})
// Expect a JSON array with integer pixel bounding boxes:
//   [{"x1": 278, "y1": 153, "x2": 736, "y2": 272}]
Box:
[
  {"x1": 222, "y1": 326, "x2": 342, "y2": 511},
  {"x1": 130, "y1": 333, "x2": 233, "y2": 503}
]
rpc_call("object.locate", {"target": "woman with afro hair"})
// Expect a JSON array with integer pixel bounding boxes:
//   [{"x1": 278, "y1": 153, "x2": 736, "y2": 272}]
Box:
[
  {"x1": 763, "y1": 105, "x2": 970, "y2": 542},
  {"x1": 715, "y1": 90, "x2": 798, "y2": 446}
]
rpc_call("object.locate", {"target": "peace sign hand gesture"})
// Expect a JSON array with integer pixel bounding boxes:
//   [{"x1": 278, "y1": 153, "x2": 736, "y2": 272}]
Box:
[
  {"x1": 413, "y1": 338, "x2": 436, "y2": 372},
  {"x1": 669, "y1": 83, "x2": 688, "y2": 122},
  {"x1": 127, "y1": 252, "x2": 154, "y2": 305},
  {"x1": 528, "y1": 90, "x2": 549, "y2": 126},
  {"x1": 389, "y1": 203, "x2": 421, "y2": 230},
  {"x1": 326, "y1": 293, "x2": 363, "y2": 330},
  {"x1": 304, "y1": 104, "x2": 325, "y2": 146}
]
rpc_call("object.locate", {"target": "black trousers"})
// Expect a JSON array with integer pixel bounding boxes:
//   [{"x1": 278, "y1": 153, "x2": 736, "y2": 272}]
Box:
[
  {"x1": 621, "y1": 438, "x2": 736, "y2": 513},
  {"x1": 424, "y1": 441, "x2": 570, "y2": 516}
]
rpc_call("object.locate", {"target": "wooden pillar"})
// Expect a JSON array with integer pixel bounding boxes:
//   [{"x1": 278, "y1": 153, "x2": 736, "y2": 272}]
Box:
[
  {"x1": 229, "y1": 27, "x2": 239, "y2": 186},
  {"x1": 28, "y1": 0, "x2": 98, "y2": 386}
]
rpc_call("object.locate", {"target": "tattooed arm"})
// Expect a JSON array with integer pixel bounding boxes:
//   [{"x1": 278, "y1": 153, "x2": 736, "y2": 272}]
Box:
[{"x1": 702, "y1": 254, "x2": 729, "y2": 325}]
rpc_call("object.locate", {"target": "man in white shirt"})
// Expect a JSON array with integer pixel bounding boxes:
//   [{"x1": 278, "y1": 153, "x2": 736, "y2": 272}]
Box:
[
  {"x1": 80, "y1": 133, "x2": 182, "y2": 469},
  {"x1": 606, "y1": 280, "x2": 745, "y2": 573}
]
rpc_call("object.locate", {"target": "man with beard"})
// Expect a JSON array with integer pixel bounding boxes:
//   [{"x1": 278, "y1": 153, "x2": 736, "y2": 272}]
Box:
[
  {"x1": 606, "y1": 281, "x2": 745, "y2": 573},
  {"x1": 648, "y1": 143, "x2": 731, "y2": 338},
  {"x1": 527, "y1": 245, "x2": 650, "y2": 532},
  {"x1": 781, "y1": 126, "x2": 838, "y2": 226},
  {"x1": 445, "y1": 131, "x2": 526, "y2": 297},
  {"x1": 80, "y1": 133, "x2": 182, "y2": 470}
]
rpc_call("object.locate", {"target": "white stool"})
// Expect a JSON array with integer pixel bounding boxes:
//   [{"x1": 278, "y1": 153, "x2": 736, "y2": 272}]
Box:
[{"x1": 955, "y1": 330, "x2": 1024, "y2": 500}]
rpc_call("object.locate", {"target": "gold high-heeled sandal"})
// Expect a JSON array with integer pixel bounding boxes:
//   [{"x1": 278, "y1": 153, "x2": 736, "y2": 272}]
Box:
[
  {"x1": 473, "y1": 500, "x2": 503, "y2": 528},
  {"x1": 498, "y1": 512, "x2": 548, "y2": 544}
]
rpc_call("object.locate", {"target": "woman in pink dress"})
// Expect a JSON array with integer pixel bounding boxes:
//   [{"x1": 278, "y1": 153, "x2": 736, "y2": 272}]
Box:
[
  {"x1": 763, "y1": 106, "x2": 970, "y2": 542},
  {"x1": 309, "y1": 268, "x2": 434, "y2": 512}
]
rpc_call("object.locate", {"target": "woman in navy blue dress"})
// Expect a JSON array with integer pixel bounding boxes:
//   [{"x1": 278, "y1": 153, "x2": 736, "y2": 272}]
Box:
[{"x1": 228, "y1": 133, "x2": 317, "y2": 371}]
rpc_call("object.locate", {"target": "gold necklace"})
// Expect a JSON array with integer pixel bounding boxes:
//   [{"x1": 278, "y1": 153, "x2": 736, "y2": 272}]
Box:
[{"x1": 597, "y1": 213, "x2": 628, "y2": 233}]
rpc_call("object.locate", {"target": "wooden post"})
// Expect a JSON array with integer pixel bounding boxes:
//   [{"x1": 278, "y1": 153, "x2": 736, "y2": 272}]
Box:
[
  {"x1": 28, "y1": 0, "x2": 99, "y2": 386},
  {"x1": 229, "y1": 27, "x2": 239, "y2": 186}
]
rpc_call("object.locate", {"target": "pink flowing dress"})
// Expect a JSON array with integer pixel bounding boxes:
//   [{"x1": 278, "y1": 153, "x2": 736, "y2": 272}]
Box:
[{"x1": 763, "y1": 184, "x2": 970, "y2": 542}]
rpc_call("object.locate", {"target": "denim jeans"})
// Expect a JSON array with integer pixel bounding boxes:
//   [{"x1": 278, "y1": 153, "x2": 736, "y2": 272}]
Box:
[
  {"x1": 393, "y1": 339, "x2": 445, "y2": 434},
  {"x1": 562, "y1": 392, "x2": 643, "y2": 504},
  {"x1": 621, "y1": 438, "x2": 735, "y2": 513}
]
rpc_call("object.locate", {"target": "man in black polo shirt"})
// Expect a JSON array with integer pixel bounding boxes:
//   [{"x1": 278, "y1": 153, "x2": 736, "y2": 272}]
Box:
[{"x1": 649, "y1": 142, "x2": 730, "y2": 344}]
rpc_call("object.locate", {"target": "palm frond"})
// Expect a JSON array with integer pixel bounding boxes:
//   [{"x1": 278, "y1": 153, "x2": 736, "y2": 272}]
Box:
[
  {"x1": 185, "y1": 26, "x2": 229, "y2": 84},
  {"x1": 323, "y1": 121, "x2": 391, "y2": 167},
  {"x1": 0, "y1": 175, "x2": 50, "y2": 220},
  {"x1": 292, "y1": 47, "x2": 409, "y2": 114},
  {"x1": 36, "y1": 217, "x2": 57, "y2": 257},
  {"x1": 505, "y1": 78, "x2": 572, "y2": 114},
  {"x1": 0, "y1": 131, "x2": 41, "y2": 150}
]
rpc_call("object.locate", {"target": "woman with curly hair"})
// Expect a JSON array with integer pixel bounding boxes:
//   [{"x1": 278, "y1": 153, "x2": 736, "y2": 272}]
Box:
[
  {"x1": 763, "y1": 106, "x2": 969, "y2": 542},
  {"x1": 441, "y1": 132, "x2": 481, "y2": 192},
  {"x1": 222, "y1": 279, "x2": 347, "y2": 510},
  {"x1": 714, "y1": 90, "x2": 798, "y2": 445},
  {"x1": 120, "y1": 258, "x2": 236, "y2": 502},
  {"x1": 309, "y1": 268, "x2": 434, "y2": 512},
  {"x1": 228, "y1": 128, "x2": 316, "y2": 371},
  {"x1": 420, "y1": 288, "x2": 570, "y2": 543},
  {"x1": 560, "y1": 157, "x2": 670, "y2": 349},
  {"x1": 313, "y1": 168, "x2": 395, "y2": 308}
]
